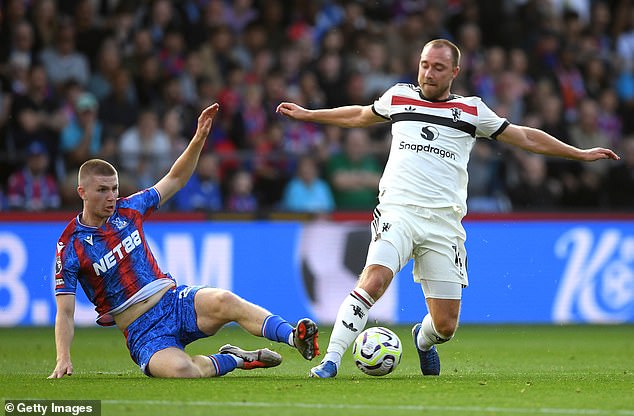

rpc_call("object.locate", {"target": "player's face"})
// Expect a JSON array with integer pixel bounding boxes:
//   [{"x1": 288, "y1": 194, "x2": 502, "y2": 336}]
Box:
[
  {"x1": 79, "y1": 175, "x2": 119, "y2": 226},
  {"x1": 417, "y1": 45, "x2": 460, "y2": 100}
]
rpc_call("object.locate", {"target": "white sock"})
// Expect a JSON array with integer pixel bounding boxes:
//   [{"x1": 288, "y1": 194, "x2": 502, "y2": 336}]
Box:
[
  {"x1": 417, "y1": 313, "x2": 452, "y2": 351},
  {"x1": 325, "y1": 288, "x2": 375, "y2": 367}
]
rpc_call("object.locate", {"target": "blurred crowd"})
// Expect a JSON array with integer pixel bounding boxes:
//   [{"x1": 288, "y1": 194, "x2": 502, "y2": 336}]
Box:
[{"x1": 1, "y1": 0, "x2": 633, "y2": 214}]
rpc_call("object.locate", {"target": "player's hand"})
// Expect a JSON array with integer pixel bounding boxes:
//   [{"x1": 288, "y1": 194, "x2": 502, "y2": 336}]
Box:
[
  {"x1": 580, "y1": 147, "x2": 620, "y2": 162},
  {"x1": 276, "y1": 102, "x2": 309, "y2": 120},
  {"x1": 48, "y1": 360, "x2": 73, "y2": 379},
  {"x1": 195, "y1": 103, "x2": 220, "y2": 139}
]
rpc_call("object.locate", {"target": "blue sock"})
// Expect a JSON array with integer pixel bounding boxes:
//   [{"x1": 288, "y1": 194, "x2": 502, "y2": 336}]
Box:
[
  {"x1": 262, "y1": 315, "x2": 293, "y2": 345},
  {"x1": 208, "y1": 353, "x2": 238, "y2": 376}
]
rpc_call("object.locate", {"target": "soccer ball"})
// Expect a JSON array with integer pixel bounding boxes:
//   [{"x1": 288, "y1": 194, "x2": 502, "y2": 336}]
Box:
[{"x1": 352, "y1": 326, "x2": 402, "y2": 376}]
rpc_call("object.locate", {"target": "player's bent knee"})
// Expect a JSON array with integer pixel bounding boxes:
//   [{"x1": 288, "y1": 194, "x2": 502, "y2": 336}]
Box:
[
  {"x1": 214, "y1": 290, "x2": 244, "y2": 316},
  {"x1": 197, "y1": 288, "x2": 240, "y2": 316}
]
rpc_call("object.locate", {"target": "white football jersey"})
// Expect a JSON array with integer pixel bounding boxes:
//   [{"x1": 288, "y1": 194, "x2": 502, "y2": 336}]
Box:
[{"x1": 372, "y1": 83, "x2": 509, "y2": 215}]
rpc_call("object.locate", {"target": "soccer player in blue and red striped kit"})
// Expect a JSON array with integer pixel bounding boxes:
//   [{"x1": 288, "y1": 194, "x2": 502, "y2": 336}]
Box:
[{"x1": 49, "y1": 103, "x2": 319, "y2": 379}]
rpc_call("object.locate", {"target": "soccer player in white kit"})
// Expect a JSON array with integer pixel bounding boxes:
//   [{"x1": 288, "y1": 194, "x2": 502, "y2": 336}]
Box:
[{"x1": 276, "y1": 39, "x2": 620, "y2": 378}]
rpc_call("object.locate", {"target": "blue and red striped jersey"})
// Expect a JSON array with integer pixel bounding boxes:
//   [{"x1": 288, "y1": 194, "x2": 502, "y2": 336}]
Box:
[{"x1": 54, "y1": 187, "x2": 174, "y2": 326}]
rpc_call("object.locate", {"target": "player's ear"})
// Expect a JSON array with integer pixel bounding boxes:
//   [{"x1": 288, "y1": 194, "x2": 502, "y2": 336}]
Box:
[
  {"x1": 452, "y1": 65, "x2": 460, "y2": 79},
  {"x1": 77, "y1": 185, "x2": 85, "y2": 200}
]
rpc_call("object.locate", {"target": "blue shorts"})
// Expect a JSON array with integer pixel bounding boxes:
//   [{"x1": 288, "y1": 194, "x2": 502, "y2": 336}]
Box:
[{"x1": 124, "y1": 285, "x2": 208, "y2": 376}]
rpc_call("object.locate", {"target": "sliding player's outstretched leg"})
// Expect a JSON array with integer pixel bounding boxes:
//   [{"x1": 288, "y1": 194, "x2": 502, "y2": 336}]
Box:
[{"x1": 219, "y1": 344, "x2": 282, "y2": 369}]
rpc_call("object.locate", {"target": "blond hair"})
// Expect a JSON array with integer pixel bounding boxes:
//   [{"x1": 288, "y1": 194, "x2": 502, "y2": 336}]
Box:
[
  {"x1": 78, "y1": 159, "x2": 117, "y2": 186},
  {"x1": 424, "y1": 39, "x2": 461, "y2": 68}
]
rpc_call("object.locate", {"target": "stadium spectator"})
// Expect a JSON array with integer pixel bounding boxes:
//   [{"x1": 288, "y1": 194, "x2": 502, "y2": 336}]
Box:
[
  {"x1": 226, "y1": 169, "x2": 258, "y2": 212},
  {"x1": 241, "y1": 84, "x2": 268, "y2": 147},
  {"x1": 604, "y1": 137, "x2": 634, "y2": 209},
  {"x1": 60, "y1": 92, "x2": 115, "y2": 172},
  {"x1": 48, "y1": 104, "x2": 320, "y2": 379},
  {"x1": 315, "y1": 52, "x2": 348, "y2": 108},
  {"x1": 198, "y1": 24, "x2": 236, "y2": 84},
  {"x1": 38, "y1": 18, "x2": 90, "y2": 89},
  {"x1": 277, "y1": 39, "x2": 620, "y2": 379},
  {"x1": 315, "y1": 124, "x2": 343, "y2": 165},
  {"x1": 179, "y1": 50, "x2": 204, "y2": 106},
  {"x1": 0, "y1": 77, "x2": 13, "y2": 158},
  {"x1": 466, "y1": 140, "x2": 510, "y2": 213},
  {"x1": 31, "y1": 0, "x2": 58, "y2": 52},
  {"x1": 615, "y1": 2, "x2": 634, "y2": 74},
  {"x1": 507, "y1": 153, "x2": 562, "y2": 211},
  {"x1": 586, "y1": 1, "x2": 613, "y2": 62},
  {"x1": 596, "y1": 88, "x2": 623, "y2": 149},
  {"x1": 4, "y1": 51, "x2": 31, "y2": 98},
  {"x1": 72, "y1": 0, "x2": 110, "y2": 67},
  {"x1": 7, "y1": 141, "x2": 60, "y2": 211},
  {"x1": 87, "y1": 38, "x2": 123, "y2": 101},
  {"x1": 57, "y1": 79, "x2": 83, "y2": 124},
  {"x1": 0, "y1": 0, "x2": 29, "y2": 55},
  {"x1": 118, "y1": 107, "x2": 172, "y2": 189},
  {"x1": 244, "y1": 48, "x2": 275, "y2": 87},
  {"x1": 555, "y1": 44, "x2": 587, "y2": 122},
  {"x1": 223, "y1": 0, "x2": 258, "y2": 34},
  {"x1": 252, "y1": 121, "x2": 293, "y2": 209},
  {"x1": 258, "y1": 0, "x2": 286, "y2": 51},
  {"x1": 157, "y1": 76, "x2": 197, "y2": 137},
  {"x1": 325, "y1": 128, "x2": 381, "y2": 211},
  {"x1": 454, "y1": 22, "x2": 483, "y2": 90},
  {"x1": 471, "y1": 46, "x2": 506, "y2": 106},
  {"x1": 564, "y1": 97, "x2": 612, "y2": 207},
  {"x1": 0, "y1": 20, "x2": 37, "y2": 75},
  {"x1": 173, "y1": 152, "x2": 223, "y2": 212},
  {"x1": 98, "y1": 68, "x2": 139, "y2": 140},
  {"x1": 138, "y1": 0, "x2": 182, "y2": 47},
  {"x1": 536, "y1": 92, "x2": 570, "y2": 145},
  {"x1": 124, "y1": 27, "x2": 154, "y2": 75},
  {"x1": 582, "y1": 56, "x2": 611, "y2": 100},
  {"x1": 281, "y1": 154, "x2": 335, "y2": 214},
  {"x1": 358, "y1": 38, "x2": 401, "y2": 99},
  {"x1": 163, "y1": 107, "x2": 189, "y2": 161},
  {"x1": 157, "y1": 28, "x2": 187, "y2": 79},
  {"x1": 8, "y1": 64, "x2": 66, "y2": 163},
  {"x1": 133, "y1": 55, "x2": 163, "y2": 109}
]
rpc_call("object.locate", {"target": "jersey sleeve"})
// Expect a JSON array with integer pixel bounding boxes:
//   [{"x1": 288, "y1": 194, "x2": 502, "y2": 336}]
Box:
[
  {"x1": 475, "y1": 98, "x2": 509, "y2": 139},
  {"x1": 372, "y1": 84, "x2": 400, "y2": 120},
  {"x1": 54, "y1": 241, "x2": 78, "y2": 295},
  {"x1": 118, "y1": 187, "x2": 161, "y2": 219}
]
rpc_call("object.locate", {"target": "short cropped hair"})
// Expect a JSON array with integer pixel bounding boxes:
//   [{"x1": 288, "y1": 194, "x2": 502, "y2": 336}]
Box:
[
  {"x1": 424, "y1": 39, "x2": 461, "y2": 68},
  {"x1": 78, "y1": 159, "x2": 117, "y2": 186}
]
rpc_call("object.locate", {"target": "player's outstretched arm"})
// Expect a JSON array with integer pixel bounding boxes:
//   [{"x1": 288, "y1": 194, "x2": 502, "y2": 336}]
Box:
[
  {"x1": 155, "y1": 103, "x2": 220, "y2": 204},
  {"x1": 276, "y1": 102, "x2": 384, "y2": 128},
  {"x1": 48, "y1": 294, "x2": 76, "y2": 379},
  {"x1": 497, "y1": 124, "x2": 620, "y2": 162}
]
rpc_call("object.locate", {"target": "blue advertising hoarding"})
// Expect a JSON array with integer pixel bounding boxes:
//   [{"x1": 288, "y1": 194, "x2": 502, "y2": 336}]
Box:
[
  {"x1": 396, "y1": 220, "x2": 634, "y2": 324},
  {"x1": 0, "y1": 218, "x2": 632, "y2": 326}
]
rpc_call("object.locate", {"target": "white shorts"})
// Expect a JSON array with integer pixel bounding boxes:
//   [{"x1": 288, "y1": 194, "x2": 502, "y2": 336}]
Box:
[
  {"x1": 365, "y1": 203, "x2": 468, "y2": 288},
  {"x1": 421, "y1": 279, "x2": 463, "y2": 300}
]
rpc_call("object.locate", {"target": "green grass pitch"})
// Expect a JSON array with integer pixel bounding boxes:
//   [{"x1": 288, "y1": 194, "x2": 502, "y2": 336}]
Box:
[{"x1": 1, "y1": 325, "x2": 633, "y2": 416}]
